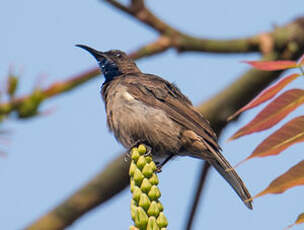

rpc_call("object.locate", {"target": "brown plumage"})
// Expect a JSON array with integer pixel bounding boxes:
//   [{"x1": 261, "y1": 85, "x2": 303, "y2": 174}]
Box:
[{"x1": 77, "y1": 44, "x2": 253, "y2": 209}]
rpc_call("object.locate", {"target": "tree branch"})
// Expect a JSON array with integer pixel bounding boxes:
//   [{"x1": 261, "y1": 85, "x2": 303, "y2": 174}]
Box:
[
  {"x1": 185, "y1": 162, "x2": 211, "y2": 230},
  {"x1": 13, "y1": 2, "x2": 304, "y2": 229},
  {"x1": 129, "y1": 36, "x2": 171, "y2": 59},
  {"x1": 25, "y1": 154, "x2": 130, "y2": 230},
  {"x1": 25, "y1": 45, "x2": 304, "y2": 230},
  {"x1": 1, "y1": 11, "x2": 303, "y2": 119},
  {"x1": 0, "y1": 0, "x2": 296, "y2": 227},
  {"x1": 23, "y1": 68, "x2": 285, "y2": 229},
  {"x1": 104, "y1": 0, "x2": 304, "y2": 54},
  {"x1": 0, "y1": 39, "x2": 169, "y2": 118}
]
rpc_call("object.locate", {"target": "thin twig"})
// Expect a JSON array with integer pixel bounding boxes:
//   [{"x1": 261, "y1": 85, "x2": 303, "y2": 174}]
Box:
[
  {"x1": 0, "y1": 40, "x2": 170, "y2": 118},
  {"x1": 185, "y1": 162, "x2": 211, "y2": 230}
]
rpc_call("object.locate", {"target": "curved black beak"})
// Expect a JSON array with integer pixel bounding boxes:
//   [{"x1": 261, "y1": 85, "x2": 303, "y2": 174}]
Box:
[{"x1": 76, "y1": 44, "x2": 106, "y2": 60}]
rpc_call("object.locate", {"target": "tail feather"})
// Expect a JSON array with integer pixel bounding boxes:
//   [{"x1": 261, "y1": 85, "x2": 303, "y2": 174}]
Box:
[
  {"x1": 208, "y1": 156, "x2": 253, "y2": 209},
  {"x1": 202, "y1": 140, "x2": 253, "y2": 209}
]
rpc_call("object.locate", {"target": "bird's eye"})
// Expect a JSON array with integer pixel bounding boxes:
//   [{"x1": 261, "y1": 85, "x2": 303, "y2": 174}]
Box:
[{"x1": 115, "y1": 53, "x2": 122, "y2": 58}]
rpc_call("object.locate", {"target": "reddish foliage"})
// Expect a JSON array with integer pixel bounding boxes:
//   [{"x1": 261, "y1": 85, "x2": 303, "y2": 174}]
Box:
[
  {"x1": 228, "y1": 73, "x2": 300, "y2": 120},
  {"x1": 247, "y1": 116, "x2": 304, "y2": 159},
  {"x1": 229, "y1": 89, "x2": 304, "y2": 140},
  {"x1": 254, "y1": 159, "x2": 304, "y2": 199},
  {"x1": 243, "y1": 60, "x2": 298, "y2": 71}
]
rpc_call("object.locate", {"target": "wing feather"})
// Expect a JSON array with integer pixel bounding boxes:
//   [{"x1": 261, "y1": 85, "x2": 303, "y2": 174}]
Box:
[{"x1": 121, "y1": 73, "x2": 220, "y2": 150}]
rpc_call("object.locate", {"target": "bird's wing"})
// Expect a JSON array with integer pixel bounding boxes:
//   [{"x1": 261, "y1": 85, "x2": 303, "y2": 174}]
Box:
[
  {"x1": 120, "y1": 73, "x2": 253, "y2": 209},
  {"x1": 121, "y1": 73, "x2": 220, "y2": 150}
]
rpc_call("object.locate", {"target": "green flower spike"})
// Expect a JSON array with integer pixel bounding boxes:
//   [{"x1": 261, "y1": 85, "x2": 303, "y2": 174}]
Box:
[{"x1": 129, "y1": 144, "x2": 168, "y2": 230}]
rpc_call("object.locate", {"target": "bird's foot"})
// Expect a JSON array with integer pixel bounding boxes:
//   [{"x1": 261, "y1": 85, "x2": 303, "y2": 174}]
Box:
[
  {"x1": 124, "y1": 151, "x2": 131, "y2": 162},
  {"x1": 138, "y1": 144, "x2": 162, "y2": 172},
  {"x1": 155, "y1": 165, "x2": 162, "y2": 173},
  {"x1": 143, "y1": 144, "x2": 152, "y2": 157},
  {"x1": 127, "y1": 141, "x2": 164, "y2": 173},
  {"x1": 155, "y1": 154, "x2": 174, "y2": 173},
  {"x1": 127, "y1": 140, "x2": 151, "y2": 157}
]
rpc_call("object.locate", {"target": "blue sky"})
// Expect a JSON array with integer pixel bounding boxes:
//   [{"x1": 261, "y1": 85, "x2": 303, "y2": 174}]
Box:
[{"x1": 1, "y1": 1, "x2": 304, "y2": 229}]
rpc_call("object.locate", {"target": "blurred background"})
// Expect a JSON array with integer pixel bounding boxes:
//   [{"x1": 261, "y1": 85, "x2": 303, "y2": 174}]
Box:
[{"x1": 1, "y1": 0, "x2": 303, "y2": 229}]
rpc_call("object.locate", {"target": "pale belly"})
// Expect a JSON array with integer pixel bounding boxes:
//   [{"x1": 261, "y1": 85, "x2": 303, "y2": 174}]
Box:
[{"x1": 106, "y1": 87, "x2": 182, "y2": 160}]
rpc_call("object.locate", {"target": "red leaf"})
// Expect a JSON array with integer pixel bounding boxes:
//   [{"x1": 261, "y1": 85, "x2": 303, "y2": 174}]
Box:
[
  {"x1": 229, "y1": 89, "x2": 304, "y2": 140},
  {"x1": 246, "y1": 116, "x2": 304, "y2": 161},
  {"x1": 253, "y1": 159, "x2": 304, "y2": 199},
  {"x1": 285, "y1": 213, "x2": 304, "y2": 230},
  {"x1": 243, "y1": 60, "x2": 298, "y2": 71},
  {"x1": 295, "y1": 213, "x2": 304, "y2": 225},
  {"x1": 228, "y1": 73, "x2": 300, "y2": 120}
]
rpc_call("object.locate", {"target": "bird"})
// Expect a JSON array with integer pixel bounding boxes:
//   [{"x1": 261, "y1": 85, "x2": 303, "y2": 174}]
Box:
[{"x1": 76, "y1": 44, "x2": 253, "y2": 209}]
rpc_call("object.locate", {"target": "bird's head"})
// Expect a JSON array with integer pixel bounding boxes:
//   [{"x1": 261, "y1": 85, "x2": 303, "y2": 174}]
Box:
[{"x1": 76, "y1": 44, "x2": 140, "y2": 82}]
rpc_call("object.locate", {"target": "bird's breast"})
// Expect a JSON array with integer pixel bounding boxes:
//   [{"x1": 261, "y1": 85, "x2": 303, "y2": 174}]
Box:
[
  {"x1": 122, "y1": 91, "x2": 135, "y2": 101},
  {"x1": 104, "y1": 85, "x2": 182, "y2": 157}
]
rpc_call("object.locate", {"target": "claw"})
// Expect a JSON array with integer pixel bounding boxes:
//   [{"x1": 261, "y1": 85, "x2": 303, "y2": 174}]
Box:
[
  {"x1": 143, "y1": 144, "x2": 152, "y2": 157},
  {"x1": 124, "y1": 152, "x2": 131, "y2": 162},
  {"x1": 155, "y1": 165, "x2": 162, "y2": 173}
]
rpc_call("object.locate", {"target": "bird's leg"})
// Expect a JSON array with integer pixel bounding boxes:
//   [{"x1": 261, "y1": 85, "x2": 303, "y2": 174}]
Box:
[
  {"x1": 155, "y1": 154, "x2": 174, "y2": 172},
  {"x1": 143, "y1": 144, "x2": 152, "y2": 157},
  {"x1": 123, "y1": 150, "x2": 131, "y2": 163},
  {"x1": 138, "y1": 144, "x2": 167, "y2": 173},
  {"x1": 127, "y1": 141, "x2": 173, "y2": 173}
]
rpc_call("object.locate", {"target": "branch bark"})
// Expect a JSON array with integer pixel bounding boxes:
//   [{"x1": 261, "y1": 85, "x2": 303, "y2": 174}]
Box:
[
  {"x1": 1, "y1": 14, "x2": 303, "y2": 118},
  {"x1": 26, "y1": 154, "x2": 130, "y2": 230},
  {"x1": 104, "y1": 0, "x2": 304, "y2": 54},
  {"x1": 185, "y1": 162, "x2": 211, "y2": 230},
  {"x1": 0, "y1": 40, "x2": 168, "y2": 118}
]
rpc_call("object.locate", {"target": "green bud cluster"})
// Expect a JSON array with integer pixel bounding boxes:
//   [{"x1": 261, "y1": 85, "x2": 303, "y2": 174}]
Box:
[
  {"x1": 129, "y1": 144, "x2": 168, "y2": 230},
  {"x1": 17, "y1": 90, "x2": 44, "y2": 118}
]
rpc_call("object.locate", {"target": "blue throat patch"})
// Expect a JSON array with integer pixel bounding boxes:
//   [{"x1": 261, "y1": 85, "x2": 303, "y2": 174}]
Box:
[{"x1": 98, "y1": 58, "x2": 122, "y2": 82}]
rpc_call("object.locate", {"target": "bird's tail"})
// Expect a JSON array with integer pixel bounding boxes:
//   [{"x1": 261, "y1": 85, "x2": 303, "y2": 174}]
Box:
[
  {"x1": 202, "y1": 141, "x2": 253, "y2": 209},
  {"x1": 197, "y1": 140, "x2": 253, "y2": 209}
]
